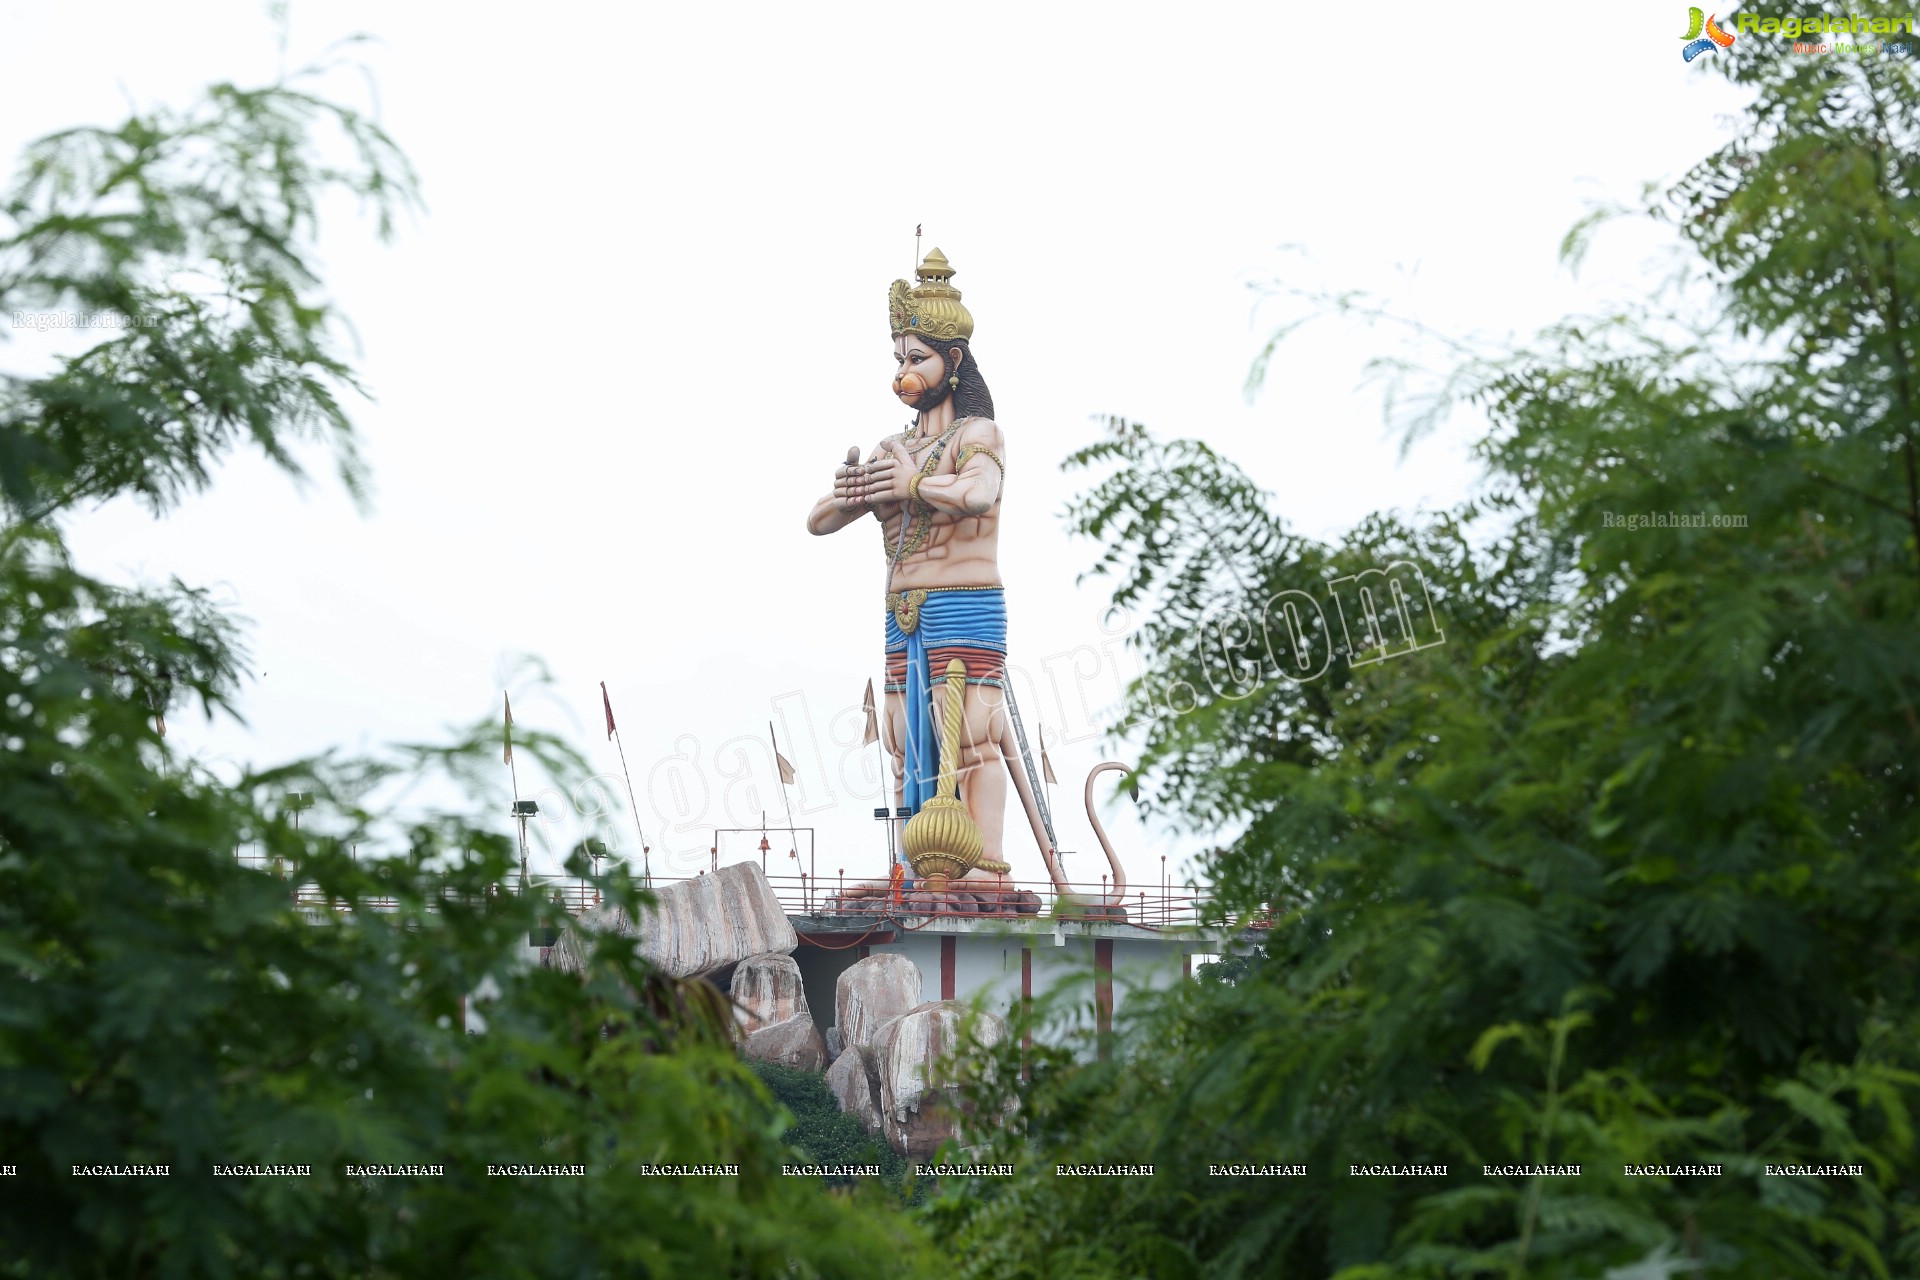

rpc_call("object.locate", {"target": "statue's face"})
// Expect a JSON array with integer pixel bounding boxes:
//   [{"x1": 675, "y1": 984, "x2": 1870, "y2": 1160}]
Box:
[{"x1": 892, "y1": 334, "x2": 952, "y2": 410}]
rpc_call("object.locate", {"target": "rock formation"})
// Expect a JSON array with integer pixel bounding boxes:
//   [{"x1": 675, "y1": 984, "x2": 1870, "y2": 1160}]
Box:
[
  {"x1": 730, "y1": 953, "x2": 805, "y2": 1032},
  {"x1": 742, "y1": 1012, "x2": 827, "y2": 1072},
  {"x1": 547, "y1": 862, "x2": 796, "y2": 982},
  {"x1": 821, "y1": 955, "x2": 1008, "y2": 1156},
  {"x1": 871, "y1": 1000, "x2": 1009, "y2": 1159},
  {"x1": 835, "y1": 952, "x2": 922, "y2": 1054},
  {"x1": 826, "y1": 1040, "x2": 882, "y2": 1132},
  {"x1": 730, "y1": 952, "x2": 826, "y2": 1071}
]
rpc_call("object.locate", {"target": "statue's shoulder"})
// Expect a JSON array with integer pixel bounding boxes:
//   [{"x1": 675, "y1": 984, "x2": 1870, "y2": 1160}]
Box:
[
  {"x1": 953, "y1": 418, "x2": 1006, "y2": 482},
  {"x1": 955, "y1": 416, "x2": 1004, "y2": 448}
]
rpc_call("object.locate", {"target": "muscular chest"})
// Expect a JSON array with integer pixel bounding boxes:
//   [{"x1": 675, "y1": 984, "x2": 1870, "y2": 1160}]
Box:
[{"x1": 872, "y1": 426, "x2": 1000, "y2": 563}]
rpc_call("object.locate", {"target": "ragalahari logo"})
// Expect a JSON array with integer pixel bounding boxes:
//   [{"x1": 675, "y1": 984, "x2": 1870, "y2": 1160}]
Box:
[{"x1": 1681, "y1": 8, "x2": 1737, "y2": 59}]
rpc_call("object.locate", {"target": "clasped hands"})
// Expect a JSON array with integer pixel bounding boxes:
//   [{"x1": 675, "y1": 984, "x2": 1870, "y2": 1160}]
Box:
[{"x1": 834, "y1": 440, "x2": 918, "y2": 512}]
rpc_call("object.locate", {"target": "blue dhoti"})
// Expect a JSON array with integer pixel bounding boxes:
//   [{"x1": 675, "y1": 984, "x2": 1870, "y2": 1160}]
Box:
[{"x1": 883, "y1": 586, "x2": 1007, "y2": 815}]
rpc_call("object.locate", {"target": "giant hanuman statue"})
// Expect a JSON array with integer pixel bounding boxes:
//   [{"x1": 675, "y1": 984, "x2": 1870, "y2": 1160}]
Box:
[{"x1": 805, "y1": 249, "x2": 1077, "y2": 906}]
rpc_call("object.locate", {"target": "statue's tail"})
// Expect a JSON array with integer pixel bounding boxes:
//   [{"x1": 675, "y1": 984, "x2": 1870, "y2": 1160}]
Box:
[{"x1": 1084, "y1": 762, "x2": 1131, "y2": 908}]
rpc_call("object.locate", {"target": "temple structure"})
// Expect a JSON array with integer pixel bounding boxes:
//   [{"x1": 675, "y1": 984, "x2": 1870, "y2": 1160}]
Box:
[
  {"x1": 541, "y1": 853, "x2": 1241, "y2": 1157},
  {"x1": 543, "y1": 244, "x2": 1256, "y2": 1154},
  {"x1": 267, "y1": 243, "x2": 1258, "y2": 1157}
]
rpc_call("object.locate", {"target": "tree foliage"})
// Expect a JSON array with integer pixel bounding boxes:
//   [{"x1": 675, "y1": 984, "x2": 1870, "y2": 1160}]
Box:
[
  {"x1": 938, "y1": 19, "x2": 1920, "y2": 1279},
  {"x1": 0, "y1": 70, "x2": 931, "y2": 1279},
  {"x1": 749, "y1": 1061, "x2": 918, "y2": 1199}
]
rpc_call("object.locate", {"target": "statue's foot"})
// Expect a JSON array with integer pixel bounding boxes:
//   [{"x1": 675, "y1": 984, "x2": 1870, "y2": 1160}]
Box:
[{"x1": 961, "y1": 871, "x2": 1017, "y2": 914}]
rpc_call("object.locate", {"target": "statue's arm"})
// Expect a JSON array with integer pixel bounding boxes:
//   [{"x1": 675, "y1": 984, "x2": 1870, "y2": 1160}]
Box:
[
  {"x1": 914, "y1": 419, "x2": 1005, "y2": 518},
  {"x1": 807, "y1": 488, "x2": 862, "y2": 536}
]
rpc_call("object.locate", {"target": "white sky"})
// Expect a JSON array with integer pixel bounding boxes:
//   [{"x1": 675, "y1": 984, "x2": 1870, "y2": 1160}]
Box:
[{"x1": 0, "y1": 2, "x2": 1753, "y2": 895}]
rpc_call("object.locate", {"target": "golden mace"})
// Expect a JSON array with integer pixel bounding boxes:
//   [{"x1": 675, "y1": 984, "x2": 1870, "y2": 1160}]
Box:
[{"x1": 902, "y1": 658, "x2": 1011, "y2": 891}]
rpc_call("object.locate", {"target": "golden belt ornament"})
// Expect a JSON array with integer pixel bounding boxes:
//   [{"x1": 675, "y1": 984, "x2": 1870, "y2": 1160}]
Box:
[
  {"x1": 886, "y1": 584, "x2": 1000, "y2": 635},
  {"x1": 888, "y1": 589, "x2": 930, "y2": 635}
]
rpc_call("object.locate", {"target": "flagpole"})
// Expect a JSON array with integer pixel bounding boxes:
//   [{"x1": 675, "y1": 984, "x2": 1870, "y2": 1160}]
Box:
[
  {"x1": 1040, "y1": 724, "x2": 1061, "y2": 880},
  {"x1": 875, "y1": 732, "x2": 893, "y2": 870},
  {"x1": 861, "y1": 677, "x2": 896, "y2": 872},
  {"x1": 600, "y1": 682, "x2": 652, "y2": 888},
  {"x1": 1040, "y1": 725, "x2": 1057, "y2": 815},
  {"x1": 768, "y1": 719, "x2": 803, "y2": 876},
  {"x1": 611, "y1": 725, "x2": 652, "y2": 888},
  {"x1": 504, "y1": 692, "x2": 530, "y2": 898},
  {"x1": 505, "y1": 692, "x2": 521, "y2": 803}
]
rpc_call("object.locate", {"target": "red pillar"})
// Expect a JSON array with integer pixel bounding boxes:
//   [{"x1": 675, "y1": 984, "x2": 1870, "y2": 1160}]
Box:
[
  {"x1": 1095, "y1": 939, "x2": 1113, "y2": 1061},
  {"x1": 941, "y1": 935, "x2": 957, "y2": 1000}
]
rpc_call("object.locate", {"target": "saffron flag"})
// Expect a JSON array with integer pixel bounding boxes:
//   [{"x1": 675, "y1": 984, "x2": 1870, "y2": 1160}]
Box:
[
  {"x1": 503, "y1": 692, "x2": 514, "y2": 765},
  {"x1": 1040, "y1": 727, "x2": 1057, "y2": 786},
  {"x1": 600, "y1": 681, "x2": 617, "y2": 740},
  {"x1": 862, "y1": 679, "x2": 880, "y2": 746},
  {"x1": 770, "y1": 721, "x2": 797, "y2": 786}
]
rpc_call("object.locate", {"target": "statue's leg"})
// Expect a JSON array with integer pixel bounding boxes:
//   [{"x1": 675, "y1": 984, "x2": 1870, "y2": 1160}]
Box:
[
  {"x1": 881, "y1": 686, "x2": 908, "y2": 822},
  {"x1": 955, "y1": 680, "x2": 1010, "y2": 889}
]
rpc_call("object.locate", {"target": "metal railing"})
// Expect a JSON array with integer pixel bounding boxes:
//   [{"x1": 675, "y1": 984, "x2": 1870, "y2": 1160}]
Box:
[
  {"x1": 235, "y1": 854, "x2": 1264, "y2": 931},
  {"x1": 792, "y1": 872, "x2": 1235, "y2": 929}
]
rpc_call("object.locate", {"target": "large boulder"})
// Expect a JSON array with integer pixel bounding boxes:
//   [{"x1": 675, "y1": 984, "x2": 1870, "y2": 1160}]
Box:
[
  {"x1": 730, "y1": 953, "x2": 806, "y2": 1033},
  {"x1": 743, "y1": 1013, "x2": 828, "y2": 1072},
  {"x1": 826, "y1": 1040, "x2": 882, "y2": 1133},
  {"x1": 871, "y1": 1001, "x2": 1009, "y2": 1159},
  {"x1": 733, "y1": 952, "x2": 826, "y2": 1072},
  {"x1": 835, "y1": 953, "x2": 922, "y2": 1054},
  {"x1": 548, "y1": 862, "x2": 796, "y2": 981}
]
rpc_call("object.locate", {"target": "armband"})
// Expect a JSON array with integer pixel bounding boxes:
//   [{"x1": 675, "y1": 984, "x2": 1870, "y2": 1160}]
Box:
[{"x1": 957, "y1": 445, "x2": 1005, "y2": 476}]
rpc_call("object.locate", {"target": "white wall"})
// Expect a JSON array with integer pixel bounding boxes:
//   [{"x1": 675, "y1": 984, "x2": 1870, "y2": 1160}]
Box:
[{"x1": 861, "y1": 926, "x2": 1198, "y2": 1032}]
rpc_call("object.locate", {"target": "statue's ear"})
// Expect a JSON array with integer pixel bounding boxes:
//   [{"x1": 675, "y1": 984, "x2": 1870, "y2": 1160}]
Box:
[{"x1": 947, "y1": 346, "x2": 964, "y2": 373}]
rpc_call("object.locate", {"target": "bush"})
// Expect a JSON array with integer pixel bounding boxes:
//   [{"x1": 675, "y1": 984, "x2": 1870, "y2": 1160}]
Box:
[{"x1": 750, "y1": 1060, "x2": 921, "y2": 1202}]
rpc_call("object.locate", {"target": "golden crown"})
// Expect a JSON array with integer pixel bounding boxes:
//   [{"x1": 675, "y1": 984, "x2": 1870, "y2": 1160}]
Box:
[{"x1": 888, "y1": 248, "x2": 973, "y2": 343}]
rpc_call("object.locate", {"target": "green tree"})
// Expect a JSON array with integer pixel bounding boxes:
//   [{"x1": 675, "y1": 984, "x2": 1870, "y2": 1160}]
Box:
[
  {"x1": 935, "y1": 17, "x2": 1920, "y2": 1279},
  {"x1": 0, "y1": 70, "x2": 931, "y2": 1278}
]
